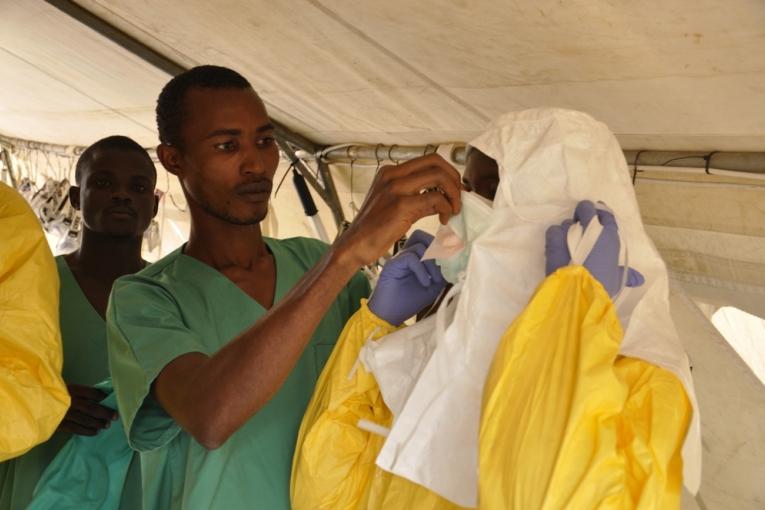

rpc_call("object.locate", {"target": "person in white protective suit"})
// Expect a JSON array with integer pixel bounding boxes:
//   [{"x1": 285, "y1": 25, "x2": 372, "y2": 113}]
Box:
[{"x1": 359, "y1": 108, "x2": 701, "y2": 508}]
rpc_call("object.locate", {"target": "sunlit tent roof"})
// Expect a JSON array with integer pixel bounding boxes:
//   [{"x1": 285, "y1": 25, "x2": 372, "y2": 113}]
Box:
[{"x1": 1, "y1": 1, "x2": 764, "y2": 508}]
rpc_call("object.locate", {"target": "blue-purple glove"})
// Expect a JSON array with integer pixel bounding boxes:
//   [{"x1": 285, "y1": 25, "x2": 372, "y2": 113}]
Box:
[
  {"x1": 545, "y1": 201, "x2": 644, "y2": 297},
  {"x1": 368, "y1": 230, "x2": 447, "y2": 326}
]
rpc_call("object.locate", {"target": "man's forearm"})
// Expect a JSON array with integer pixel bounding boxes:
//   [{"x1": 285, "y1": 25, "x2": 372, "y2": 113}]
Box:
[{"x1": 155, "y1": 243, "x2": 361, "y2": 448}]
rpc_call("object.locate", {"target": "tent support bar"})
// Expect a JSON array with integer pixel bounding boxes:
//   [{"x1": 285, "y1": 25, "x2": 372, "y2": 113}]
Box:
[
  {"x1": 623, "y1": 151, "x2": 765, "y2": 175},
  {"x1": 44, "y1": 0, "x2": 185, "y2": 77},
  {"x1": 319, "y1": 144, "x2": 454, "y2": 165},
  {"x1": 320, "y1": 144, "x2": 765, "y2": 175}
]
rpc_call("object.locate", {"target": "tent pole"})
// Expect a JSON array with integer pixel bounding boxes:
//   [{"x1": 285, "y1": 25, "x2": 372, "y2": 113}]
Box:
[{"x1": 320, "y1": 144, "x2": 765, "y2": 175}]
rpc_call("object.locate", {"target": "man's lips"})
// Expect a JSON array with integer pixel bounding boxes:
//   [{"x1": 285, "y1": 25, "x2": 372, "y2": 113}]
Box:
[
  {"x1": 236, "y1": 181, "x2": 272, "y2": 194},
  {"x1": 106, "y1": 206, "x2": 136, "y2": 216},
  {"x1": 236, "y1": 181, "x2": 272, "y2": 201}
]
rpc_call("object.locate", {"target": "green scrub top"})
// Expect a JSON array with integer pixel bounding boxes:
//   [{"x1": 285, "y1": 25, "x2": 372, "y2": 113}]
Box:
[
  {"x1": 0, "y1": 257, "x2": 141, "y2": 510},
  {"x1": 107, "y1": 237, "x2": 370, "y2": 510}
]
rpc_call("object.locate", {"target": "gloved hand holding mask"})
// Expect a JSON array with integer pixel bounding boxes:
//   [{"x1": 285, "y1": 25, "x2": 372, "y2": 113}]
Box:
[
  {"x1": 368, "y1": 230, "x2": 448, "y2": 326},
  {"x1": 545, "y1": 200, "x2": 644, "y2": 297}
]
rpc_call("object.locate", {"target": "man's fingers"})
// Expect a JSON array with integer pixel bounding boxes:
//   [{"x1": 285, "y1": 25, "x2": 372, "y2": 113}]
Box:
[
  {"x1": 404, "y1": 229, "x2": 435, "y2": 249},
  {"x1": 386, "y1": 166, "x2": 462, "y2": 216},
  {"x1": 404, "y1": 242, "x2": 428, "y2": 259},
  {"x1": 398, "y1": 192, "x2": 455, "y2": 226},
  {"x1": 65, "y1": 409, "x2": 110, "y2": 431},
  {"x1": 595, "y1": 208, "x2": 617, "y2": 227},
  {"x1": 545, "y1": 224, "x2": 572, "y2": 273},
  {"x1": 71, "y1": 397, "x2": 117, "y2": 422},
  {"x1": 59, "y1": 421, "x2": 100, "y2": 436},
  {"x1": 574, "y1": 200, "x2": 597, "y2": 228},
  {"x1": 383, "y1": 153, "x2": 461, "y2": 183},
  {"x1": 399, "y1": 249, "x2": 433, "y2": 287},
  {"x1": 68, "y1": 384, "x2": 107, "y2": 401},
  {"x1": 421, "y1": 258, "x2": 445, "y2": 285}
]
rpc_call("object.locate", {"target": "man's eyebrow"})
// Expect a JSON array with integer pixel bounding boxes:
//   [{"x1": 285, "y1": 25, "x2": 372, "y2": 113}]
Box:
[
  {"x1": 204, "y1": 123, "x2": 274, "y2": 138},
  {"x1": 205, "y1": 128, "x2": 241, "y2": 139}
]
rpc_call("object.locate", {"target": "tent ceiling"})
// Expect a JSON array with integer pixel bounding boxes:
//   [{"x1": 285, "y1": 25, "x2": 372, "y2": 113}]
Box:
[{"x1": 2, "y1": 0, "x2": 764, "y2": 149}]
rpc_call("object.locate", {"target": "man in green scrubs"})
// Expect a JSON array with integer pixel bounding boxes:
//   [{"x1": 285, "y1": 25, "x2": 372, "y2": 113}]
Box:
[
  {"x1": 0, "y1": 136, "x2": 157, "y2": 509},
  {"x1": 107, "y1": 65, "x2": 462, "y2": 509}
]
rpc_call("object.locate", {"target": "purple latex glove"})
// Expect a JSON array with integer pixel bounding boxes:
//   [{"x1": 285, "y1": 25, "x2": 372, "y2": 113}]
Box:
[
  {"x1": 368, "y1": 230, "x2": 447, "y2": 326},
  {"x1": 545, "y1": 201, "x2": 644, "y2": 297}
]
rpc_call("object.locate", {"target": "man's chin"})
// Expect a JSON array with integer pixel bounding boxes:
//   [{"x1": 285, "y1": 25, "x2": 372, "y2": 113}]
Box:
[
  {"x1": 227, "y1": 215, "x2": 267, "y2": 226},
  {"x1": 196, "y1": 197, "x2": 269, "y2": 226},
  {"x1": 221, "y1": 208, "x2": 268, "y2": 226}
]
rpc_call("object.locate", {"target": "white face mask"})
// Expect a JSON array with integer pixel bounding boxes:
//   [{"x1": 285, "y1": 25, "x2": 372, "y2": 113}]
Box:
[{"x1": 422, "y1": 191, "x2": 494, "y2": 284}]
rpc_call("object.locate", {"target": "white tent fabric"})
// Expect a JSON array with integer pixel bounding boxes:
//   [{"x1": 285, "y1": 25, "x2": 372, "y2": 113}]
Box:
[
  {"x1": 633, "y1": 173, "x2": 765, "y2": 319},
  {"x1": 2, "y1": 0, "x2": 765, "y2": 149}
]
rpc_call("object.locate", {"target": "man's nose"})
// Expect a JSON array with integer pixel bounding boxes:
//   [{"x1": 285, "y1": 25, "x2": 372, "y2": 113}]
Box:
[
  {"x1": 111, "y1": 184, "x2": 132, "y2": 203},
  {"x1": 240, "y1": 143, "x2": 265, "y2": 176}
]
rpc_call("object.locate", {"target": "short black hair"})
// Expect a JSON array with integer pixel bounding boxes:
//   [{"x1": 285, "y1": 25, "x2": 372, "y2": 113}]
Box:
[
  {"x1": 75, "y1": 135, "x2": 154, "y2": 184},
  {"x1": 156, "y1": 65, "x2": 252, "y2": 148}
]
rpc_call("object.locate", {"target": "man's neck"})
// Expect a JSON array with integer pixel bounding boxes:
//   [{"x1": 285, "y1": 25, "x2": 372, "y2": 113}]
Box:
[
  {"x1": 184, "y1": 207, "x2": 269, "y2": 271},
  {"x1": 67, "y1": 228, "x2": 145, "y2": 283}
]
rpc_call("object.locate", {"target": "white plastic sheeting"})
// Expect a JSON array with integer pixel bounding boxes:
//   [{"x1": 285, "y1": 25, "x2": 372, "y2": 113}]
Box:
[{"x1": 711, "y1": 307, "x2": 765, "y2": 386}]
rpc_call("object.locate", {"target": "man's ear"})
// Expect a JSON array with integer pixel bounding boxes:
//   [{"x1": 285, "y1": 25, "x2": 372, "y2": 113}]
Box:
[
  {"x1": 68, "y1": 185, "x2": 81, "y2": 210},
  {"x1": 157, "y1": 143, "x2": 183, "y2": 177}
]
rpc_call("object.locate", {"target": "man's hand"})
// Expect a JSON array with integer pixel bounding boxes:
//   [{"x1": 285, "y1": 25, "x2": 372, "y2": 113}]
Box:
[
  {"x1": 57, "y1": 384, "x2": 117, "y2": 436},
  {"x1": 368, "y1": 230, "x2": 447, "y2": 326},
  {"x1": 337, "y1": 154, "x2": 462, "y2": 268},
  {"x1": 545, "y1": 201, "x2": 644, "y2": 296}
]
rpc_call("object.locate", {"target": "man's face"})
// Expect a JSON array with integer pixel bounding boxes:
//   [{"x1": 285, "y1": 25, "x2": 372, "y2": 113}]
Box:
[
  {"x1": 463, "y1": 148, "x2": 499, "y2": 200},
  {"x1": 74, "y1": 149, "x2": 157, "y2": 237},
  {"x1": 172, "y1": 87, "x2": 279, "y2": 225}
]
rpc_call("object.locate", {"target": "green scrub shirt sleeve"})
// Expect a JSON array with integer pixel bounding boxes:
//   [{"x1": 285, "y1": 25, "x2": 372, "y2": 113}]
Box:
[{"x1": 107, "y1": 277, "x2": 207, "y2": 452}]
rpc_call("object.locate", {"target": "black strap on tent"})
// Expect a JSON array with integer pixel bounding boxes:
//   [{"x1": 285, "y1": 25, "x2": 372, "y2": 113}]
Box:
[
  {"x1": 704, "y1": 151, "x2": 719, "y2": 175},
  {"x1": 632, "y1": 150, "x2": 645, "y2": 186}
]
